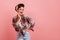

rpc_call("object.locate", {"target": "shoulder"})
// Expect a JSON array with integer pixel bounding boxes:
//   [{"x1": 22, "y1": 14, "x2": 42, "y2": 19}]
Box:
[
  {"x1": 23, "y1": 14, "x2": 28, "y2": 18},
  {"x1": 12, "y1": 14, "x2": 18, "y2": 19},
  {"x1": 23, "y1": 14, "x2": 31, "y2": 19},
  {"x1": 12, "y1": 15, "x2": 18, "y2": 23}
]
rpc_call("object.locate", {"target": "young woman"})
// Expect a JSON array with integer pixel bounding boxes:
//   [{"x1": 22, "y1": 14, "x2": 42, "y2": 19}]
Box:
[{"x1": 12, "y1": 3, "x2": 35, "y2": 40}]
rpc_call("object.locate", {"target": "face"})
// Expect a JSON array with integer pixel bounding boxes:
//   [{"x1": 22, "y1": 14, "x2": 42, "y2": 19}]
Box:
[{"x1": 17, "y1": 7, "x2": 24, "y2": 16}]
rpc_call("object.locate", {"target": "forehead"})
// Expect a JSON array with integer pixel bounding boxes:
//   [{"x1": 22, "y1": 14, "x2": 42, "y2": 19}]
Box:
[{"x1": 19, "y1": 7, "x2": 24, "y2": 9}]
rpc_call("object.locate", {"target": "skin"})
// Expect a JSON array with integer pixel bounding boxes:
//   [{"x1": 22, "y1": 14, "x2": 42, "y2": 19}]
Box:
[
  {"x1": 16, "y1": 7, "x2": 24, "y2": 23},
  {"x1": 16, "y1": 7, "x2": 30, "y2": 32},
  {"x1": 17, "y1": 7, "x2": 24, "y2": 16}
]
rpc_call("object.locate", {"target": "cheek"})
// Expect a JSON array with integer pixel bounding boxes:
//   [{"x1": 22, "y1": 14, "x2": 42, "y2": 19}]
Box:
[{"x1": 18, "y1": 10, "x2": 21, "y2": 12}]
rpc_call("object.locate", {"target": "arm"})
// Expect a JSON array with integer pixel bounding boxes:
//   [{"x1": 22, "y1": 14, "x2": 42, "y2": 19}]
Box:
[
  {"x1": 12, "y1": 17, "x2": 20, "y2": 31},
  {"x1": 26, "y1": 16, "x2": 35, "y2": 31},
  {"x1": 12, "y1": 17, "x2": 24, "y2": 36}
]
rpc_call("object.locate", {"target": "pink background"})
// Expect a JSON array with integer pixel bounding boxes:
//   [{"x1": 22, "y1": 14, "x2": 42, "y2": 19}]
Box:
[{"x1": 0, "y1": 0, "x2": 60, "y2": 40}]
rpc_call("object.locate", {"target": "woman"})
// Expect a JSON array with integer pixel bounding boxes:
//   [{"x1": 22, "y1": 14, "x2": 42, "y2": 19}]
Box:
[{"x1": 12, "y1": 3, "x2": 35, "y2": 40}]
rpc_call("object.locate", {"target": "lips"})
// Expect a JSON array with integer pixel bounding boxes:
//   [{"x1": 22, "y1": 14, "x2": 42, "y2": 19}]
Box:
[{"x1": 20, "y1": 12, "x2": 23, "y2": 13}]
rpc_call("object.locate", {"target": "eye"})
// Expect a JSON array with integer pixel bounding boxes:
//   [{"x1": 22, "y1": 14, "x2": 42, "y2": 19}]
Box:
[{"x1": 19, "y1": 8, "x2": 24, "y2": 10}]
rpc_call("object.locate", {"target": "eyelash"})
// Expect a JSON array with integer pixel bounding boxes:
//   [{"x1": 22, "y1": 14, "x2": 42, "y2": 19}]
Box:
[{"x1": 20, "y1": 9, "x2": 24, "y2": 10}]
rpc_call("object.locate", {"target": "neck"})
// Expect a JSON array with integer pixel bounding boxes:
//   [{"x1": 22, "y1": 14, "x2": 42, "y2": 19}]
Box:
[{"x1": 18, "y1": 14, "x2": 21, "y2": 18}]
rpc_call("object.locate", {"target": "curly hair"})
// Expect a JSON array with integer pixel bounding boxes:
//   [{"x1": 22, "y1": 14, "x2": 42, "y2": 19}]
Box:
[{"x1": 15, "y1": 3, "x2": 24, "y2": 11}]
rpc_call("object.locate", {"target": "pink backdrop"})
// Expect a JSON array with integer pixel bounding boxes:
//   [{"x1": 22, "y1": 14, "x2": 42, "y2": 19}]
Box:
[{"x1": 0, "y1": 0, "x2": 60, "y2": 40}]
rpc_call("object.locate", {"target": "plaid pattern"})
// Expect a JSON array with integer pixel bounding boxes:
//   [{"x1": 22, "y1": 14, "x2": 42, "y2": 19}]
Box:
[{"x1": 12, "y1": 14, "x2": 35, "y2": 33}]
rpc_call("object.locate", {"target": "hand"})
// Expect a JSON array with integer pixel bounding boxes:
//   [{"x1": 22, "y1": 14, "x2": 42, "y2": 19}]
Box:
[
  {"x1": 25, "y1": 26, "x2": 30, "y2": 32},
  {"x1": 17, "y1": 15, "x2": 21, "y2": 24}
]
